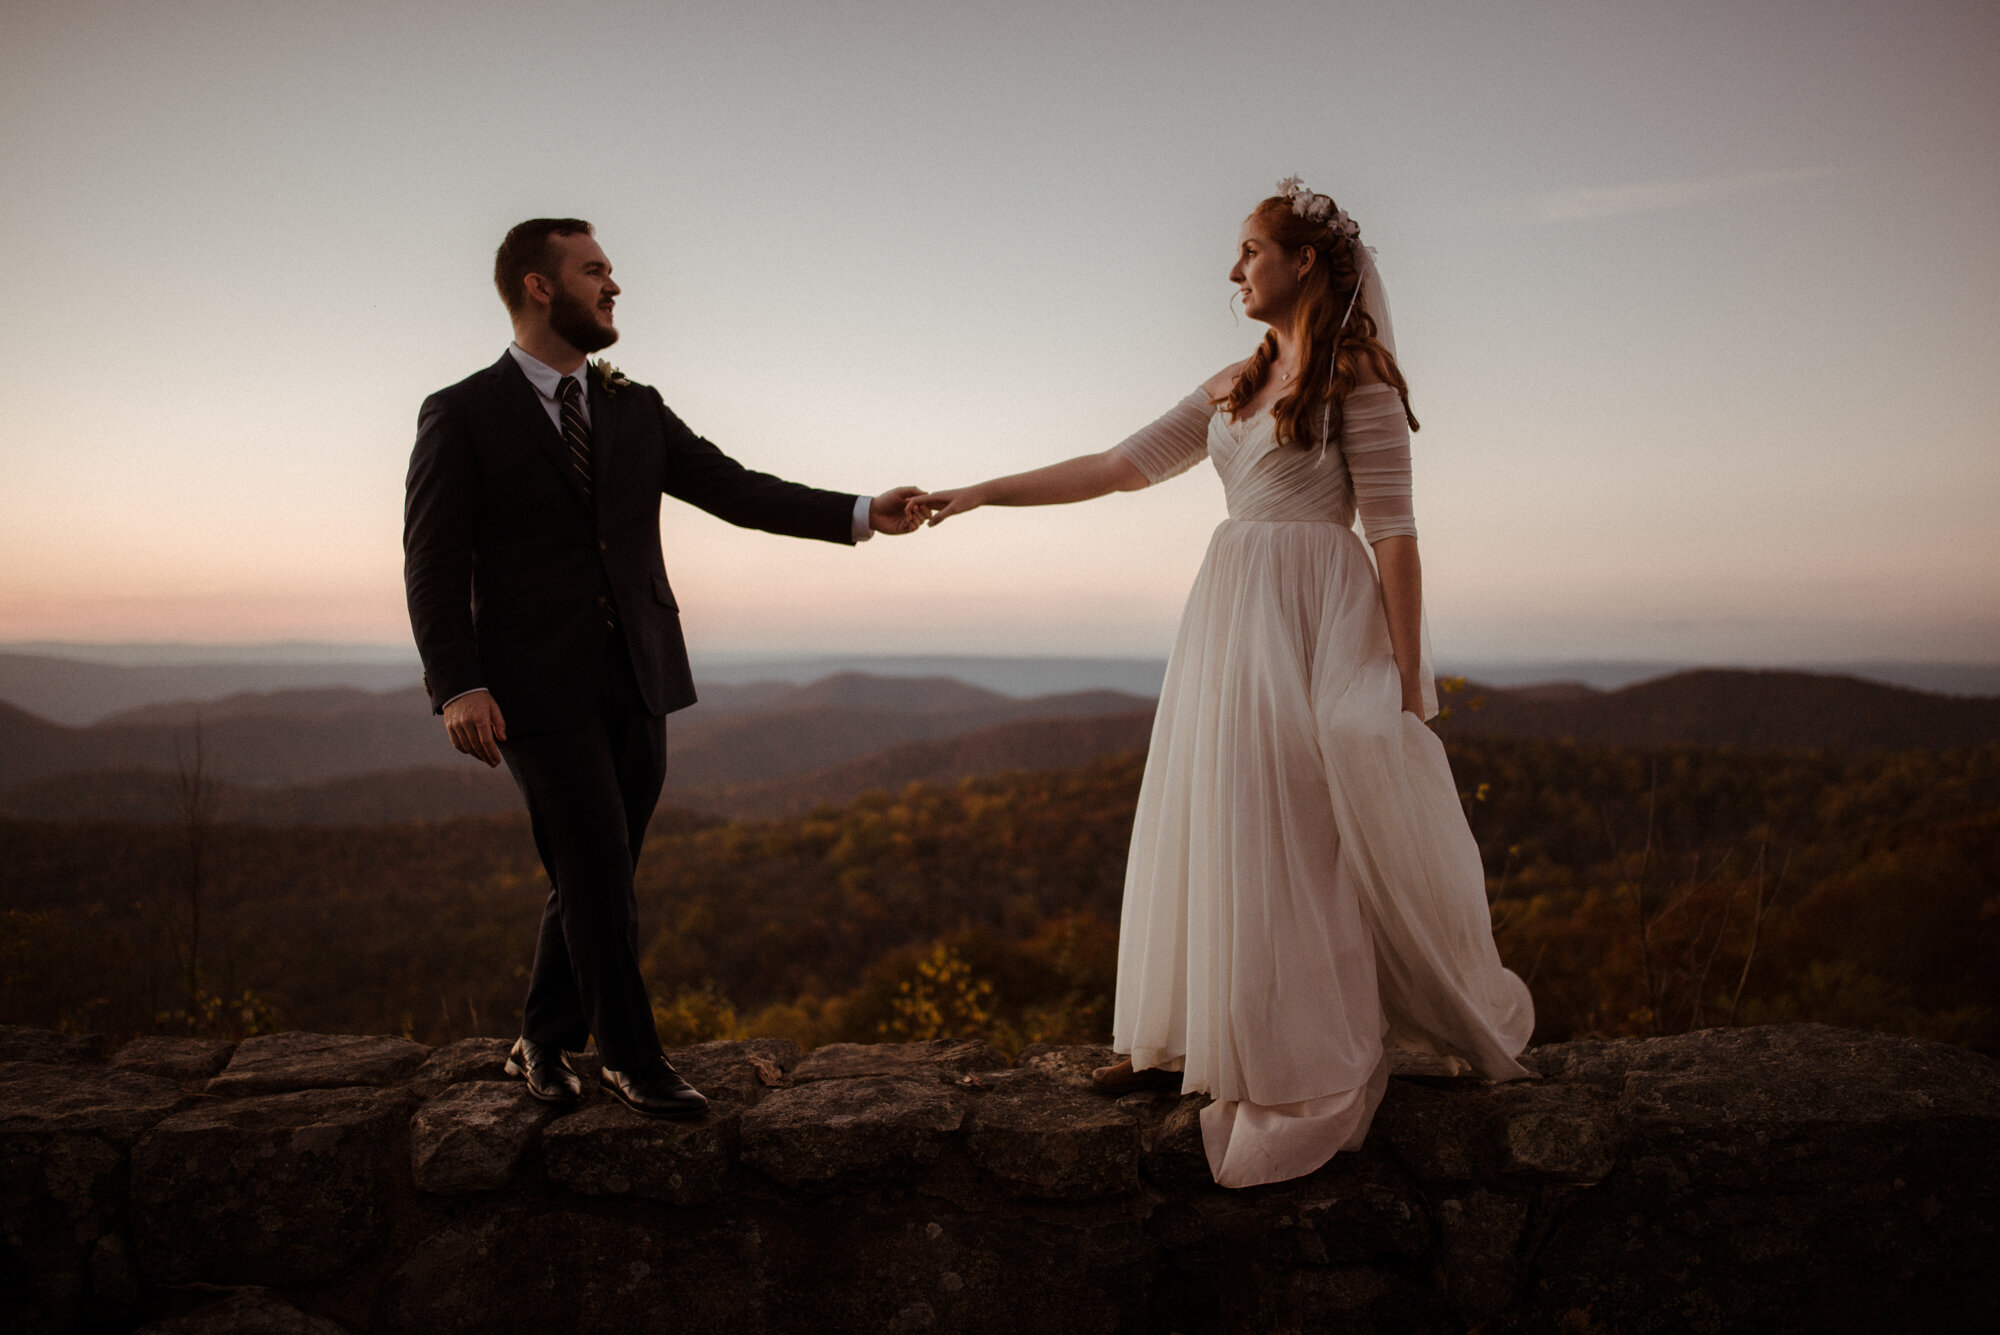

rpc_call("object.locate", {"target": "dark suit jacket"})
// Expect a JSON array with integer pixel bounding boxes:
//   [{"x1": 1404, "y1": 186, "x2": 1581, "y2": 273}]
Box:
[{"x1": 404, "y1": 351, "x2": 857, "y2": 733}]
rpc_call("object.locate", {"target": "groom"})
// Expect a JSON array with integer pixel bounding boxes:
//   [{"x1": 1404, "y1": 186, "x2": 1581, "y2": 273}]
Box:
[{"x1": 404, "y1": 218, "x2": 922, "y2": 1117}]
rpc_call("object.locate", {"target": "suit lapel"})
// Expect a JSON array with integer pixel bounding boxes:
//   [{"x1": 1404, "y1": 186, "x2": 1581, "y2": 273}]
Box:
[{"x1": 488, "y1": 352, "x2": 592, "y2": 512}]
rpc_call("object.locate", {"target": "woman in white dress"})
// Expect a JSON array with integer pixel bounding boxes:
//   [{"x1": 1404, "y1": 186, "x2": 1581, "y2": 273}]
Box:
[{"x1": 911, "y1": 180, "x2": 1534, "y2": 1188}]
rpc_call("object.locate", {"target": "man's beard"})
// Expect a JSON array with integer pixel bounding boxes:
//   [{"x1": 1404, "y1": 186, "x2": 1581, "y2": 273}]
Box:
[{"x1": 549, "y1": 286, "x2": 619, "y2": 354}]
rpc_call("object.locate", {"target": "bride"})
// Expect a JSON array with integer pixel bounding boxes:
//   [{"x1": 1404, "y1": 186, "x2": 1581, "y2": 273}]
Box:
[{"x1": 911, "y1": 179, "x2": 1533, "y2": 1188}]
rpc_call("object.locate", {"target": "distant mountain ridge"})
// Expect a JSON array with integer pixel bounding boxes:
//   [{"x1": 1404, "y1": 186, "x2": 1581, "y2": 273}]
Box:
[
  {"x1": 1441, "y1": 668, "x2": 2000, "y2": 752},
  {"x1": 3, "y1": 668, "x2": 1995, "y2": 825},
  {"x1": 0, "y1": 672, "x2": 1157, "y2": 795}
]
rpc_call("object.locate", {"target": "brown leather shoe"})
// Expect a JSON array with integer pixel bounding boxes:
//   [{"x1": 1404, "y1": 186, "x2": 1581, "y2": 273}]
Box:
[{"x1": 1090, "y1": 1058, "x2": 1183, "y2": 1095}]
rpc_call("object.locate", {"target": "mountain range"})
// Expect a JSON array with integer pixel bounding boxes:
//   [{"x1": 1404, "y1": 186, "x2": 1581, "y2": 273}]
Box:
[{"x1": 1, "y1": 667, "x2": 1994, "y2": 825}]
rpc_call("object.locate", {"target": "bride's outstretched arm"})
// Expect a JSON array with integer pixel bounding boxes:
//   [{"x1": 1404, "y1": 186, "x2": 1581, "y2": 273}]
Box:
[
  {"x1": 915, "y1": 451, "x2": 1148, "y2": 525},
  {"x1": 914, "y1": 383, "x2": 1224, "y2": 525}
]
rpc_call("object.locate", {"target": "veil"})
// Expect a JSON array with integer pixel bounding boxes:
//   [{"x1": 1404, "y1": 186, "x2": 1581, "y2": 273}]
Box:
[
  {"x1": 1316, "y1": 242, "x2": 1396, "y2": 459},
  {"x1": 1332, "y1": 242, "x2": 1438, "y2": 719}
]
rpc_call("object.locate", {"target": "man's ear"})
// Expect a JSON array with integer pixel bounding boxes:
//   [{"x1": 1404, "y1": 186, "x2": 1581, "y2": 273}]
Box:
[{"x1": 521, "y1": 271, "x2": 556, "y2": 308}]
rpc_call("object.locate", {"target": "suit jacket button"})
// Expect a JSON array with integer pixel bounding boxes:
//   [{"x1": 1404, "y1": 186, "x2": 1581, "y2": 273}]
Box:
[
  {"x1": 598, "y1": 540, "x2": 608, "y2": 552},
  {"x1": 595, "y1": 595, "x2": 608, "y2": 607}
]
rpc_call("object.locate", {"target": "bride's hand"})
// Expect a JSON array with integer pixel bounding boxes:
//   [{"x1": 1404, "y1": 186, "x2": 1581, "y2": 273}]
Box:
[{"x1": 911, "y1": 485, "x2": 984, "y2": 526}]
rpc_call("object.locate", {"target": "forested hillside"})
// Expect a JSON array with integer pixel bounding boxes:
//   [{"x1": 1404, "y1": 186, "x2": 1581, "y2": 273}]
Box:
[{"x1": 4, "y1": 735, "x2": 1994, "y2": 1057}]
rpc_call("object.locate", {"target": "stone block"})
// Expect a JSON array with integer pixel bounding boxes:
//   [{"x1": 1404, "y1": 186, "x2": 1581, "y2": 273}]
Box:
[
  {"x1": 1138, "y1": 1091, "x2": 1214, "y2": 1192},
  {"x1": 0, "y1": 1061, "x2": 189, "y2": 1147},
  {"x1": 1372, "y1": 1079, "x2": 1496, "y2": 1181},
  {"x1": 1275, "y1": 1150, "x2": 1432, "y2": 1262},
  {"x1": 377, "y1": 1207, "x2": 765, "y2": 1335},
  {"x1": 965, "y1": 1072, "x2": 1141, "y2": 1200},
  {"x1": 407, "y1": 1037, "x2": 513, "y2": 1098},
  {"x1": 741, "y1": 1075, "x2": 969, "y2": 1189},
  {"x1": 206, "y1": 1032, "x2": 430, "y2": 1096},
  {"x1": 131, "y1": 1086, "x2": 409, "y2": 1285},
  {"x1": 665, "y1": 1036, "x2": 803, "y2": 1106},
  {"x1": 0, "y1": 1060, "x2": 190, "y2": 1335},
  {"x1": 1013, "y1": 1043, "x2": 1118, "y2": 1087},
  {"x1": 1500, "y1": 1099, "x2": 1616, "y2": 1183},
  {"x1": 133, "y1": 1288, "x2": 352, "y2": 1333},
  {"x1": 542, "y1": 1101, "x2": 736, "y2": 1205},
  {"x1": 409, "y1": 1081, "x2": 557, "y2": 1194},
  {"x1": 2, "y1": 1062, "x2": 188, "y2": 1335},
  {"x1": 789, "y1": 1038, "x2": 1008, "y2": 1085},
  {"x1": 1436, "y1": 1188, "x2": 1530, "y2": 1320},
  {"x1": 111, "y1": 1036, "x2": 236, "y2": 1084},
  {"x1": 0, "y1": 1026, "x2": 105, "y2": 1065}
]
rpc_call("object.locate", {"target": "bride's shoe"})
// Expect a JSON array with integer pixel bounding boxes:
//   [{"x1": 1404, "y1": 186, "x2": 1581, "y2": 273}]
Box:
[{"x1": 1089, "y1": 1058, "x2": 1183, "y2": 1095}]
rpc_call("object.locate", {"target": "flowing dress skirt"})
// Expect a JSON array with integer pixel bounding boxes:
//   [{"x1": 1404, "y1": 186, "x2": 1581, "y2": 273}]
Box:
[{"x1": 1112, "y1": 517, "x2": 1534, "y2": 1187}]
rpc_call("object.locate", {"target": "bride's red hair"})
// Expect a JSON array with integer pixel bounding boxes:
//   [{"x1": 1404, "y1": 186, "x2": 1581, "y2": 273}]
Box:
[{"x1": 1219, "y1": 197, "x2": 1419, "y2": 450}]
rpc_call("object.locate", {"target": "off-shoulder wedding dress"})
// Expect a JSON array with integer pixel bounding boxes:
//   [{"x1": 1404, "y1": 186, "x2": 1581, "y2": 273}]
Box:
[{"x1": 1107, "y1": 381, "x2": 1534, "y2": 1188}]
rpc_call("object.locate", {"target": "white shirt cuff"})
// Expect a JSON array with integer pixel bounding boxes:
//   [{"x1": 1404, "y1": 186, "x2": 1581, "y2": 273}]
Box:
[
  {"x1": 851, "y1": 495, "x2": 874, "y2": 543},
  {"x1": 440, "y1": 687, "x2": 488, "y2": 710}
]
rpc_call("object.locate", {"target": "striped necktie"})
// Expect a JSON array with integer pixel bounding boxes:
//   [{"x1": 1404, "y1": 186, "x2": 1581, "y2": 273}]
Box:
[{"x1": 556, "y1": 375, "x2": 593, "y2": 501}]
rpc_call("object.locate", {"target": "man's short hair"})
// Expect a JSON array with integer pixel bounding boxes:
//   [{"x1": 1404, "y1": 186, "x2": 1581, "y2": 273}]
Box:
[{"x1": 494, "y1": 218, "x2": 593, "y2": 313}]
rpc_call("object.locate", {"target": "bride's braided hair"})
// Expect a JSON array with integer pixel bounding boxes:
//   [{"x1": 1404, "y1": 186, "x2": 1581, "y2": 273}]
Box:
[{"x1": 1219, "y1": 196, "x2": 1418, "y2": 451}]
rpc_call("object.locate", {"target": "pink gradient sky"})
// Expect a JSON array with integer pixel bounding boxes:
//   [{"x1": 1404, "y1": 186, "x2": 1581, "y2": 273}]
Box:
[{"x1": 3, "y1": 0, "x2": 1995, "y2": 666}]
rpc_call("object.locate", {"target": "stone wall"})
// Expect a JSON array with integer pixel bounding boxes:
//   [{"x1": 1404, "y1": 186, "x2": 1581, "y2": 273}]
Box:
[{"x1": 3, "y1": 1022, "x2": 1996, "y2": 1335}]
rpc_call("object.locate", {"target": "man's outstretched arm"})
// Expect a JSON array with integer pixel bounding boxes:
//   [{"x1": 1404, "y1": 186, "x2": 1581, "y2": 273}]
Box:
[{"x1": 653, "y1": 388, "x2": 922, "y2": 542}]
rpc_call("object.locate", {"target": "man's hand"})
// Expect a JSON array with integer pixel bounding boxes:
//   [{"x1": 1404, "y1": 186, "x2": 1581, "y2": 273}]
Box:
[
  {"x1": 443, "y1": 689, "x2": 508, "y2": 767},
  {"x1": 870, "y1": 486, "x2": 927, "y2": 535}
]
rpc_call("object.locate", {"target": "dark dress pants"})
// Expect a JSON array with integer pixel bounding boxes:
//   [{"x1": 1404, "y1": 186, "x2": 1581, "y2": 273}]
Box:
[{"x1": 499, "y1": 631, "x2": 668, "y2": 1076}]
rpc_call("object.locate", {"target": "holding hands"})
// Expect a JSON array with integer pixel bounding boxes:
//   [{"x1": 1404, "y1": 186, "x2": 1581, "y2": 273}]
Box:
[{"x1": 903, "y1": 485, "x2": 983, "y2": 528}]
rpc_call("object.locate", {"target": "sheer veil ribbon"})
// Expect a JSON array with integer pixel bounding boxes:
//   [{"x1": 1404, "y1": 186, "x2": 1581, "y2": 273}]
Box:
[
  {"x1": 1326, "y1": 242, "x2": 1437, "y2": 720},
  {"x1": 1317, "y1": 243, "x2": 1395, "y2": 465}
]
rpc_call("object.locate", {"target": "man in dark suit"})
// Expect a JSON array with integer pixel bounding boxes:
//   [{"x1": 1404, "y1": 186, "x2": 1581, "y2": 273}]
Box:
[{"x1": 404, "y1": 218, "x2": 921, "y2": 1117}]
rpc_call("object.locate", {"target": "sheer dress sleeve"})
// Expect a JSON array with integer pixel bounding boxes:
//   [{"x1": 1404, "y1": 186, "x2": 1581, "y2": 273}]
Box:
[
  {"x1": 1109, "y1": 389, "x2": 1216, "y2": 485},
  {"x1": 1343, "y1": 383, "x2": 1417, "y2": 543}
]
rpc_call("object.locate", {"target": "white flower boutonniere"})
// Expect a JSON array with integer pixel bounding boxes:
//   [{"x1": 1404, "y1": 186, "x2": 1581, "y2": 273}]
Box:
[{"x1": 592, "y1": 359, "x2": 633, "y2": 396}]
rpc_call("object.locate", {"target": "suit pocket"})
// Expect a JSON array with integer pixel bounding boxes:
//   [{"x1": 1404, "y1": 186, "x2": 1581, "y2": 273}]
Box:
[{"x1": 652, "y1": 575, "x2": 679, "y2": 611}]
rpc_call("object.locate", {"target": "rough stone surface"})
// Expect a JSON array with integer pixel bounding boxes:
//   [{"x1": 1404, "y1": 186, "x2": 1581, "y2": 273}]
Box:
[
  {"x1": 542, "y1": 1100, "x2": 737, "y2": 1204},
  {"x1": 407, "y1": 1036, "x2": 512, "y2": 1098},
  {"x1": 741, "y1": 1075, "x2": 970, "y2": 1189},
  {"x1": 0, "y1": 1061, "x2": 190, "y2": 1145},
  {"x1": 133, "y1": 1289, "x2": 352, "y2": 1334},
  {"x1": 666, "y1": 1036, "x2": 802, "y2": 1105},
  {"x1": 375, "y1": 1207, "x2": 775, "y2": 1335},
  {"x1": 110, "y1": 1036, "x2": 237, "y2": 1084},
  {"x1": 0, "y1": 1021, "x2": 1994, "y2": 1334},
  {"x1": 1015, "y1": 1042, "x2": 1118, "y2": 1086},
  {"x1": 0, "y1": 1025, "x2": 105, "y2": 1064},
  {"x1": 1136, "y1": 1090, "x2": 1214, "y2": 1192},
  {"x1": 1, "y1": 1062, "x2": 190, "y2": 1335},
  {"x1": 966, "y1": 1070, "x2": 1141, "y2": 1199},
  {"x1": 205, "y1": 1031, "x2": 430, "y2": 1096},
  {"x1": 1436, "y1": 1187, "x2": 1531, "y2": 1319},
  {"x1": 789, "y1": 1038, "x2": 1008, "y2": 1085},
  {"x1": 409, "y1": 1080, "x2": 557, "y2": 1194},
  {"x1": 130, "y1": 1085, "x2": 410, "y2": 1285}
]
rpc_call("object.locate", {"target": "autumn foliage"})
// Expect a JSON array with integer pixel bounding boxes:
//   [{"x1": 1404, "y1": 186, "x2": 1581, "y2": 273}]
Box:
[{"x1": 2, "y1": 736, "x2": 1995, "y2": 1057}]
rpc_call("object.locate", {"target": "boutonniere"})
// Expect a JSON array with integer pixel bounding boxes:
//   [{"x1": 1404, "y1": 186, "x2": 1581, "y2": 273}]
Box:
[{"x1": 591, "y1": 359, "x2": 632, "y2": 396}]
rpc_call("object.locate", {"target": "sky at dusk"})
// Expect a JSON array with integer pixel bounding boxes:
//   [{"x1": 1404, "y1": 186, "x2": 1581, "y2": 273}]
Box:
[{"x1": 3, "y1": 0, "x2": 1995, "y2": 666}]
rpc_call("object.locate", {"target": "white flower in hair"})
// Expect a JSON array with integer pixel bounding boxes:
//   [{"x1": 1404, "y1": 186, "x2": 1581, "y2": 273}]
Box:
[{"x1": 1277, "y1": 175, "x2": 1360, "y2": 241}]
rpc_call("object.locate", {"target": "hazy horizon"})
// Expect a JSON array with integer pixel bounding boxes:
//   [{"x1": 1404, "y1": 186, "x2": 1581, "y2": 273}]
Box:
[{"x1": 4, "y1": 1, "x2": 1995, "y2": 665}]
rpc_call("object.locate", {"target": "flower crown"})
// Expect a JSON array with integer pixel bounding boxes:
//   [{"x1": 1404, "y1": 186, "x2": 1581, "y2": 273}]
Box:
[{"x1": 1276, "y1": 175, "x2": 1359, "y2": 242}]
